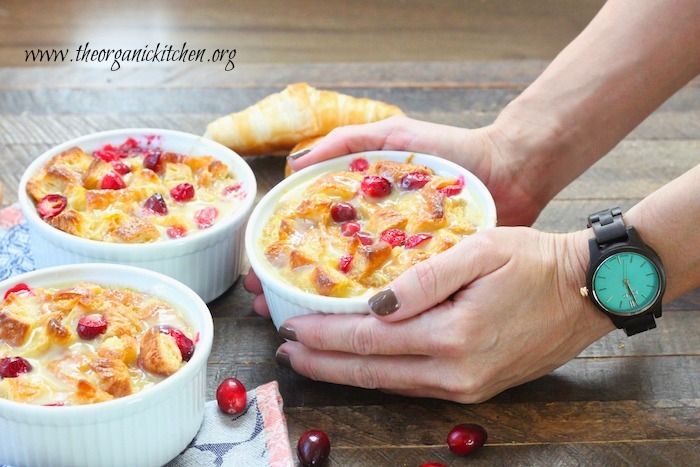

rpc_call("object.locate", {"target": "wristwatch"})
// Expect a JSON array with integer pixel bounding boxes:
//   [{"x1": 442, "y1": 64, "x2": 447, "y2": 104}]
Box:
[{"x1": 584, "y1": 207, "x2": 666, "y2": 336}]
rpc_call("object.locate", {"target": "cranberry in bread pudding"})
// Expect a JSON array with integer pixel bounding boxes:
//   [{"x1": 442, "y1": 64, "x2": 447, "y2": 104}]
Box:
[
  {"x1": 26, "y1": 137, "x2": 246, "y2": 243},
  {"x1": 0, "y1": 281, "x2": 196, "y2": 406},
  {"x1": 259, "y1": 157, "x2": 481, "y2": 298}
]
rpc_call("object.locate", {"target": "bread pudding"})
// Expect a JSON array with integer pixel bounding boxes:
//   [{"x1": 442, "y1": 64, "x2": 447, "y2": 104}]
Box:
[
  {"x1": 259, "y1": 157, "x2": 483, "y2": 298},
  {"x1": 0, "y1": 281, "x2": 196, "y2": 406},
  {"x1": 25, "y1": 137, "x2": 246, "y2": 243}
]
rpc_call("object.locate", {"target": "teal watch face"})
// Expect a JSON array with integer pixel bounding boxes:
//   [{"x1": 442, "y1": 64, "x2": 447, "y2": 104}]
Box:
[{"x1": 592, "y1": 252, "x2": 661, "y2": 315}]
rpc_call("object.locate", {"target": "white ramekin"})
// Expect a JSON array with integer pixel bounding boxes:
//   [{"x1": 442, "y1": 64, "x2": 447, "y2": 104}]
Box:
[
  {"x1": 17, "y1": 128, "x2": 257, "y2": 303},
  {"x1": 245, "y1": 151, "x2": 497, "y2": 329},
  {"x1": 0, "y1": 263, "x2": 214, "y2": 467}
]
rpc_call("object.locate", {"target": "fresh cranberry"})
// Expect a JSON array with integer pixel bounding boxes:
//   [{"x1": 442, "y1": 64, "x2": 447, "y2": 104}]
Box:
[
  {"x1": 297, "y1": 430, "x2": 331, "y2": 467},
  {"x1": 361, "y1": 175, "x2": 392, "y2": 198},
  {"x1": 330, "y1": 202, "x2": 356, "y2": 223},
  {"x1": 446, "y1": 423, "x2": 487, "y2": 456},
  {"x1": 379, "y1": 228, "x2": 406, "y2": 247},
  {"x1": 0, "y1": 356, "x2": 32, "y2": 378},
  {"x1": 3, "y1": 283, "x2": 32, "y2": 300},
  {"x1": 338, "y1": 255, "x2": 353, "y2": 273},
  {"x1": 110, "y1": 160, "x2": 131, "y2": 175},
  {"x1": 195, "y1": 207, "x2": 218, "y2": 229},
  {"x1": 222, "y1": 183, "x2": 243, "y2": 198},
  {"x1": 156, "y1": 326, "x2": 195, "y2": 361},
  {"x1": 100, "y1": 171, "x2": 126, "y2": 190},
  {"x1": 419, "y1": 463, "x2": 447, "y2": 467},
  {"x1": 37, "y1": 194, "x2": 67, "y2": 219},
  {"x1": 356, "y1": 231, "x2": 374, "y2": 245},
  {"x1": 348, "y1": 157, "x2": 369, "y2": 172},
  {"x1": 216, "y1": 377, "x2": 247, "y2": 414},
  {"x1": 119, "y1": 138, "x2": 139, "y2": 152},
  {"x1": 143, "y1": 150, "x2": 163, "y2": 172},
  {"x1": 76, "y1": 314, "x2": 108, "y2": 340},
  {"x1": 93, "y1": 146, "x2": 122, "y2": 162},
  {"x1": 405, "y1": 233, "x2": 432, "y2": 249},
  {"x1": 166, "y1": 225, "x2": 187, "y2": 239},
  {"x1": 170, "y1": 183, "x2": 195, "y2": 202},
  {"x1": 399, "y1": 171, "x2": 432, "y2": 190},
  {"x1": 143, "y1": 193, "x2": 169, "y2": 215},
  {"x1": 438, "y1": 176, "x2": 465, "y2": 197},
  {"x1": 340, "y1": 221, "x2": 361, "y2": 237}
]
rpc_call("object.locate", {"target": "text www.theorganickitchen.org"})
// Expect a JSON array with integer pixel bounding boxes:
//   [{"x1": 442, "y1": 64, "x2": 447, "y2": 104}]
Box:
[{"x1": 24, "y1": 42, "x2": 236, "y2": 71}]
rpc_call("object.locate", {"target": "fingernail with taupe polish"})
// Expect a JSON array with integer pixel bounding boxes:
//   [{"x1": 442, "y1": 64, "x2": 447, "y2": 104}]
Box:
[
  {"x1": 368, "y1": 288, "x2": 400, "y2": 316},
  {"x1": 275, "y1": 350, "x2": 291, "y2": 368},
  {"x1": 287, "y1": 147, "x2": 313, "y2": 161},
  {"x1": 278, "y1": 325, "x2": 297, "y2": 341}
]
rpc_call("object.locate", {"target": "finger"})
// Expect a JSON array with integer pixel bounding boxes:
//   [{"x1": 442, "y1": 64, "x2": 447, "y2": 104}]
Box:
[
  {"x1": 368, "y1": 233, "x2": 508, "y2": 322},
  {"x1": 276, "y1": 341, "x2": 448, "y2": 392},
  {"x1": 281, "y1": 303, "x2": 457, "y2": 356},
  {"x1": 243, "y1": 268, "x2": 263, "y2": 294},
  {"x1": 252, "y1": 294, "x2": 270, "y2": 318}
]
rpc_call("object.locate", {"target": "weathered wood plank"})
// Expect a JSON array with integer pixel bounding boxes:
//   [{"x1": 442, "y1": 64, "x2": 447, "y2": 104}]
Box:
[
  {"x1": 314, "y1": 440, "x2": 700, "y2": 467},
  {"x1": 1, "y1": 61, "x2": 698, "y2": 90},
  {"x1": 1, "y1": 86, "x2": 699, "y2": 118},
  {"x1": 207, "y1": 355, "x2": 700, "y2": 406},
  {"x1": 282, "y1": 399, "x2": 700, "y2": 445}
]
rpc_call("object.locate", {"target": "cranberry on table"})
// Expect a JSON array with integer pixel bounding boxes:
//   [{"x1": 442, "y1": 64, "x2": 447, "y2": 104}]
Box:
[
  {"x1": 76, "y1": 314, "x2": 108, "y2": 340},
  {"x1": 446, "y1": 423, "x2": 488, "y2": 456},
  {"x1": 297, "y1": 429, "x2": 331, "y2": 467},
  {"x1": 216, "y1": 377, "x2": 247, "y2": 415},
  {"x1": 379, "y1": 228, "x2": 406, "y2": 247},
  {"x1": 37, "y1": 194, "x2": 67, "y2": 219},
  {"x1": 419, "y1": 463, "x2": 447, "y2": 467},
  {"x1": 3, "y1": 282, "x2": 32, "y2": 300},
  {"x1": 399, "y1": 171, "x2": 432, "y2": 190},
  {"x1": 156, "y1": 325, "x2": 195, "y2": 361},
  {"x1": 143, "y1": 193, "x2": 169, "y2": 215},
  {"x1": 170, "y1": 183, "x2": 196, "y2": 202},
  {"x1": 361, "y1": 175, "x2": 392, "y2": 198},
  {"x1": 100, "y1": 171, "x2": 127, "y2": 190},
  {"x1": 330, "y1": 202, "x2": 356, "y2": 223},
  {"x1": 348, "y1": 157, "x2": 369, "y2": 172},
  {"x1": 0, "y1": 356, "x2": 32, "y2": 378}
]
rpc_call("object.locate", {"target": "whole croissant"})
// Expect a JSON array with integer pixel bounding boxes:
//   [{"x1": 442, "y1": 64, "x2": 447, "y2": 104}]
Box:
[{"x1": 203, "y1": 83, "x2": 404, "y2": 156}]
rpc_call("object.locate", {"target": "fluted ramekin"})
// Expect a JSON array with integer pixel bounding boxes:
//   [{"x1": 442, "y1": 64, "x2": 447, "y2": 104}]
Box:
[
  {"x1": 245, "y1": 151, "x2": 497, "y2": 329},
  {"x1": 0, "y1": 263, "x2": 214, "y2": 467},
  {"x1": 17, "y1": 128, "x2": 256, "y2": 303}
]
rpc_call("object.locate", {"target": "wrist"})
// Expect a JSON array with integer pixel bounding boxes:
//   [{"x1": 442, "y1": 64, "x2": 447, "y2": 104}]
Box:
[{"x1": 558, "y1": 229, "x2": 617, "y2": 340}]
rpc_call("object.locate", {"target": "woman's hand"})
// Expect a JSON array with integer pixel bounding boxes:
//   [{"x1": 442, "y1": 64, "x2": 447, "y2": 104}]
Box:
[{"x1": 266, "y1": 227, "x2": 614, "y2": 403}]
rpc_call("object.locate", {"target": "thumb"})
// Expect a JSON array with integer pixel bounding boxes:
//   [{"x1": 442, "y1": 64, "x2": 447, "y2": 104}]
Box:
[{"x1": 367, "y1": 234, "x2": 507, "y2": 322}]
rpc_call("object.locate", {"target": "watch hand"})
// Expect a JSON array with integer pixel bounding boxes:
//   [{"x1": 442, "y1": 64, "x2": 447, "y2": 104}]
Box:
[{"x1": 624, "y1": 279, "x2": 637, "y2": 306}]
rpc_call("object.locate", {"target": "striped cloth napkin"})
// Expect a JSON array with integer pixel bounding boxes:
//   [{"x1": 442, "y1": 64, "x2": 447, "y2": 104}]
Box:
[{"x1": 0, "y1": 203, "x2": 294, "y2": 467}]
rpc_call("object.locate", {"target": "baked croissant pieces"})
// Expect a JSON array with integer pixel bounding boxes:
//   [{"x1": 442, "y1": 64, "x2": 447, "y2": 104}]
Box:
[{"x1": 203, "y1": 82, "x2": 404, "y2": 156}]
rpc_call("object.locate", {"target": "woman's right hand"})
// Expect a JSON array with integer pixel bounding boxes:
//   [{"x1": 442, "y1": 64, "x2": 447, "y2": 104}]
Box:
[{"x1": 287, "y1": 115, "x2": 547, "y2": 227}]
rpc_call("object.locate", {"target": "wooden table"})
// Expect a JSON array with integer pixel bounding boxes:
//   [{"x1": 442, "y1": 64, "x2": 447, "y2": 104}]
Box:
[{"x1": 1, "y1": 62, "x2": 698, "y2": 466}]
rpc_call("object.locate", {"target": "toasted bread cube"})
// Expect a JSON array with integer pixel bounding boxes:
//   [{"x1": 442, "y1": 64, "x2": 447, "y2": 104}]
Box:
[
  {"x1": 102, "y1": 301, "x2": 143, "y2": 339},
  {"x1": 294, "y1": 197, "x2": 332, "y2": 226},
  {"x1": 0, "y1": 293, "x2": 44, "y2": 346},
  {"x1": 365, "y1": 207, "x2": 408, "y2": 233},
  {"x1": 289, "y1": 249, "x2": 316, "y2": 269},
  {"x1": 46, "y1": 209, "x2": 88, "y2": 238},
  {"x1": 349, "y1": 242, "x2": 393, "y2": 283},
  {"x1": 207, "y1": 160, "x2": 229, "y2": 180},
  {"x1": 368, "y1": 160, "x2": 433, "y2": 183},
  {"x1": 90, "y1": 358, "x2": 133, "y2": 398},
  {"x1": 97, "y1": 335, "x2": 138, "y2": 364},
  {"x1": 163, "y1": 162, "x2": 193, "y2": 184},
  {"x1": 70, "y1": 379, "x2": 114, "y2": 405},
  {"x1": 111, "y1": 217, "x2": 160, "y2": 243},
  {"x1": 0, "y1": 375, "x2": 52, "y2": 403},
  {"x1": 46, "y1": 317, "x2": 74, "y2": 345},
  {"x1": 183, "y1": 155, "x2": 214, "y2": 172},
  {"x1": 82, "y1": 158, "x2": 114, "y2": 189},
  {"x1": 311, "y1": 173, "x2": 362, "y2": 198},
  {"x1": 310, "y1": 264, "x2": 354, "y2": 297},
  {"x1": 139, "y1": 327, "x2": 182, "y2": 376}
]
